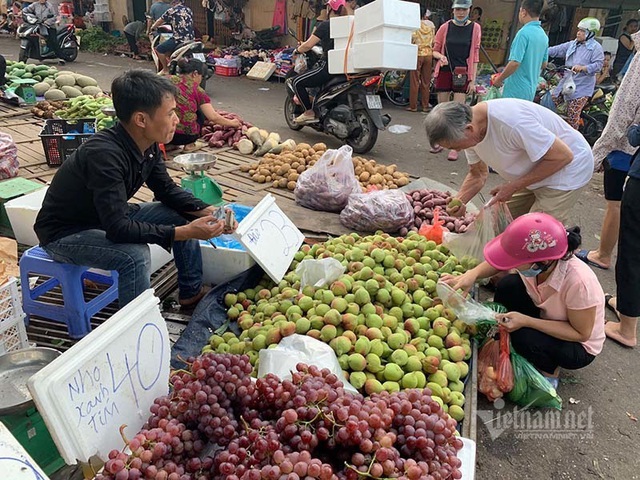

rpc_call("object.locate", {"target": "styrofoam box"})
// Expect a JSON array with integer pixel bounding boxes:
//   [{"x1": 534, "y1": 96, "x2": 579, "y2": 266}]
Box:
[
  {"x1": 459, "y1": 437, "x2": 476, "y2": 480},
  {"x1": 5, "y1": 187, "x2": 173, "y2": 274},
  {"x1": 354, "y1": 27, "x2": 413, "y2": 45},
  {"x1": 330, "y1": 15, "x2": 354, "y2": 39},
  {"x1": 328, "y1": 48, "x2": 364, "y2": 74},
  {"x1": 200, "y1": 242, "x2": 255, "y2": 286},
  {"x1": 334, "y1": 37, "x2": 350, "y2": 51},
  {"x1": 353, "y1": 41, "x2": 418, "y2": 70},
  {"x1": 0, "y1": 422, "x2": 51, "y2": 479},
  {"x1": 354, "y1": 0, "x2": 420, "y2": 34}
]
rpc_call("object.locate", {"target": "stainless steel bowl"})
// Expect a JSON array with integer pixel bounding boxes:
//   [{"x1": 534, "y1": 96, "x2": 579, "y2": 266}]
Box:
[
  {"x1": 0, "y1": 347, "x2": 61, "y2": 416},
  {"x1": 173, "y1": 153, "x2": 218, "y2": 172}
]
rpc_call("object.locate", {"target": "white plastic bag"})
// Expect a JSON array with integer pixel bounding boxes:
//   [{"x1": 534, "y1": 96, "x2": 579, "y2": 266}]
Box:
[
  {"x1": 436, "y1": 282, "x2": 498, "y2": 325},
  {"x1": 0, "y1": 133, "x2": 18, "y2": 180},
  {"x1": 258, "y1": 334, "x2": 358, "y2": 394},
  {"x1": 560, "y1": 72, "x2": 576, "y2": 98},
  {"x1": 295, "y1": 258, "x2": 345, "y2": 289},
  {"x1": 294, "y1": 54, "x2": 308, "y2": 74}
]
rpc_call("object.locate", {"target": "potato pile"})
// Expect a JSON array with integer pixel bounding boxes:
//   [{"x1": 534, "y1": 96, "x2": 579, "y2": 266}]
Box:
[
  {"x1": 240, "y1": 144, "x2": 412, "y2": 192},
  {"x1": 353, "y1": 156, "x2": 410, "y2": 189},
  {"x1": 239, "y1": 142, "x2": 327, "y2": 190},
  {"x1": 31, "y1": 100, "x2": 65, "y2": 119}
]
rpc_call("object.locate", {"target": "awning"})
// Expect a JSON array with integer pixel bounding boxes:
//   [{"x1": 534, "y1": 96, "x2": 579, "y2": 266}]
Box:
[{"x1": 555, "y1": 0, "x2": 639, "y2": 9}]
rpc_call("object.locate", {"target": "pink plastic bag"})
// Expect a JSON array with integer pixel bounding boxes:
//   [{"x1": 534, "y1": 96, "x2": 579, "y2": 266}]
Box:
[{"x1": 0, "y1": 133, "x2": 18, "y2": 180}]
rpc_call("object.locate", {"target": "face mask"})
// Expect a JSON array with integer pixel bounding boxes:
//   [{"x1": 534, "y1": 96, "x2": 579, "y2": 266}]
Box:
[
  {"x1": 520, "y1": 266, "x2": 543, "y2": 277},
  {"x1": 453, "y1": 16, "x2": 469, "y2": 26}
]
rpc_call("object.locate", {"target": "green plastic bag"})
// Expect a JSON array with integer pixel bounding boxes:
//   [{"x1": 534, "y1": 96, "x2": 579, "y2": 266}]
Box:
[
  {"x1": 472, "y1": 302, "x2": 505, "y2": 341},
  {"x1": 485, "y1": 86, "x2": 502, "y2": 101},
  {"x1": 507, "y1": 349, "x2": 563, "y2": 410}
]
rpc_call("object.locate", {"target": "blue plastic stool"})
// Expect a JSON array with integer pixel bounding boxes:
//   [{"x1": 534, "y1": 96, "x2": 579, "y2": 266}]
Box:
[{"x1": 20, "y1": 246, "x2": 119, "y2": 338}]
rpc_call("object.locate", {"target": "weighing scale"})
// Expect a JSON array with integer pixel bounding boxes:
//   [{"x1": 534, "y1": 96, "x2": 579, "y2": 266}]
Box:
[
  {"x1": 0, "y1": 348, "x2": 66, "y2": 475},
  {"x1": 173, "y1": 153, "x2": 224, "y2": 206}
]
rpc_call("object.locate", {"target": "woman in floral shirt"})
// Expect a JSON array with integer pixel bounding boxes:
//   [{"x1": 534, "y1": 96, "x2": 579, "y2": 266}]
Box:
[{"x1": 167, "y1": 59, "x2": 240, "y2": 152}]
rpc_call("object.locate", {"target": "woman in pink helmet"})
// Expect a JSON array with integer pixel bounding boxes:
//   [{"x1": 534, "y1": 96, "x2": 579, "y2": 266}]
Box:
[{"x1": 443, "y1": 213, "x2": 605, "y2": 387}]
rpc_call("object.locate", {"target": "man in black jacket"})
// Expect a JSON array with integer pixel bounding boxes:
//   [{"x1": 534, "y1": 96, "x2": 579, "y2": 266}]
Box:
[{"x1": 35, "y1": 69, "x2": 228, "y2": 308}]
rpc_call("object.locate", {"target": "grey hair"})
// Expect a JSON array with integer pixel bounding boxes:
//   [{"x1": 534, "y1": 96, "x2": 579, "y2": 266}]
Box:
[{"x1": 423, "y1": 102, "x2": 473, "y2": 146}]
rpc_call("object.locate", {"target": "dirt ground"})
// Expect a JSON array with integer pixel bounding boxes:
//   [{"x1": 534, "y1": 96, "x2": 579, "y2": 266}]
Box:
[{"x1": 1, "y1": 38, "x2": 638, "y2": 479}]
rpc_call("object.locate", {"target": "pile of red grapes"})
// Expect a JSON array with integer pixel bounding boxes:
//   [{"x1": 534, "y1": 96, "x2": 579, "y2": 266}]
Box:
[{"x1": 94, "y1": 354, "x2": 463, "y2": 480}]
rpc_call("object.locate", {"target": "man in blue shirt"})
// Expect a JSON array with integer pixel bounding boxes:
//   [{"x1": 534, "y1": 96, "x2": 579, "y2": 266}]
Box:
[{"x1": 493, "y1": 0, "x2": 548, "y2": 101}]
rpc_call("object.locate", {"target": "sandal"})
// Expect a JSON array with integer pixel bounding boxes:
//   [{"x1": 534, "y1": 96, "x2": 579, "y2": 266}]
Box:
[
  {"x1": 179, "y1": 286, "x2": 210, "y2": 311},
  {"x1": 604, "y1": 294, "x2": 620, "y2": 322},
  {"x1": 430, "y1": 144, "x2": 444, "y2": 154},
  {"x1": 406, "y1": 107, "x2": 417, "y2": 112},
  {"x1": 575, "y1": 249, "x2": 609, "y2": 270},
  {"x1": 447, "y1": 150, "x2": 459, "y2": 161},
  {"x1": 183, "y1": 141, "x2": 207, "y2": 153}
]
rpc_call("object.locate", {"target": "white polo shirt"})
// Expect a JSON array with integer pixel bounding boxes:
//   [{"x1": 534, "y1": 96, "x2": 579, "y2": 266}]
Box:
[{"x1": 465, "y1": 99, "x2": 594, "y2": 191}]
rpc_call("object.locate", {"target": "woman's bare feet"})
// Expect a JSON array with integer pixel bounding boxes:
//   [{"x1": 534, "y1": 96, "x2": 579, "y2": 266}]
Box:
[{"x1": 605, "y1": 321, "x2": 637, "y2": 347}]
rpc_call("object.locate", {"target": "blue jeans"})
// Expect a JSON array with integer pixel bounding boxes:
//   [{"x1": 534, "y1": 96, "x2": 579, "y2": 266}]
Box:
[{"x1": 42, "y1": 202, "x2": 203, "y2": 306}]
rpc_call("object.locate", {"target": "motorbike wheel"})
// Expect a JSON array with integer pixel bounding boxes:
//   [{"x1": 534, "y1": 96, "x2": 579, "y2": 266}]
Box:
[
  {"x1": 580, "y1": 112, "x2": 607, "y2": 146},
  {"x1": 18, "y1": 48, "x2": 28, "y2": 63},
  {"x1": 60, "y1": 46, "x2": 78, "y2": 62},
  {"x1": 346, "y1": 110, "x2": 379, "y2": 154},
  {"x1": 284, "y1": 96, "x2": 304, "y2": 131}
]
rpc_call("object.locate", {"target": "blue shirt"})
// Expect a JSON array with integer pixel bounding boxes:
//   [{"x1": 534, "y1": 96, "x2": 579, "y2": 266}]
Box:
[
  {"x1": 503, "y1": 21, "x2": 549, "y2": 101},
  {"x1": 548, "y1": 38, "x2": 604, "y2": 99},
  {"x1": 627, "y1": 125, "x2": 640, "y2": 180}
]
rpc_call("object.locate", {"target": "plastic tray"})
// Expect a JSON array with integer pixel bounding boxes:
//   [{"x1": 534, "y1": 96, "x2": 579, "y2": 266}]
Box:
[
  {"x1": 0, "y1": 278, "x2": 29, "y2": 355},
  {"x1": 215, "y1": 65, "x2": 240, "y2": 77}
]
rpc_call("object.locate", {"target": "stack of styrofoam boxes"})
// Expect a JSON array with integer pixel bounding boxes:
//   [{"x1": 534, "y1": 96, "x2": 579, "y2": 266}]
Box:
[
  {"x1": 328, "y1": 0, "x2": 420, "y2": 74},
  {"x1": 328, "y1": 16, "x2": 360, "y2": 74},
  {"x1": 93, "y1": 0, "x2": 112, "y2": 23}
]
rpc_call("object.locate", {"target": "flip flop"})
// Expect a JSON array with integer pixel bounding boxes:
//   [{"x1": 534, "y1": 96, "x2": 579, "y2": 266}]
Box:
[
  {"x1": 575, "y1": 249, "x2": 609, "y2": 270},
  {"x1": 183, "y1": 141, "x2": 207, "y2": 153},
  {"x1": 604, "y1": 294, "x2": 621, "y2": 322},
  {"x1": 430, "y1": 145, "x2": 444, "y2": 154}
]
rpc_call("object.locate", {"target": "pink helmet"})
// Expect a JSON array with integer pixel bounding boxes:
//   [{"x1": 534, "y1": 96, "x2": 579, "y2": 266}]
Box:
[
  {"x1": 483, "y1": 213, "x2": 568, "y2": 270},
  {"x1": 326, "y1": 0, "x2": 347, "y2": 11}
]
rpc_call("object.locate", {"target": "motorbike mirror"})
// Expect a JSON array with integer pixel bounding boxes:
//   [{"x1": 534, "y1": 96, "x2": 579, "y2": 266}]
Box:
[{"x1": 288, "y1": 28, "x2": 298, "y2": 40}]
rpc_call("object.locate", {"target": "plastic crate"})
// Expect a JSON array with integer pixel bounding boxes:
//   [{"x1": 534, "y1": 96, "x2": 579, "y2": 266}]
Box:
[
  {"x1": 215, "y1": 65, "x2": 240, "y2": 77},
  {"x1": 0, "y1": 278, "x2": 28, "y2": 355},
  {"x1": 39, "y1": 118, "x2": 96, "y2": 166}
]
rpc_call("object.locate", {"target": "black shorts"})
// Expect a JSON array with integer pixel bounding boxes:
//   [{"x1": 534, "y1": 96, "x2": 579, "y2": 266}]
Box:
[
  {"x1": 603, "y1": 158, "x2": 628, "y2": 201},
  {"x1": 616, "y1": 177, "x2": 640, "y2": 317}
]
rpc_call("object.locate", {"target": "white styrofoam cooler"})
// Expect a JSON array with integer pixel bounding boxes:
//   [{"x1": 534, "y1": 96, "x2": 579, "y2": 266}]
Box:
[
  {"x1": 5, "y1": 187, "x2": 173, "y2": 274},
  {"x1": 328, "y1": 48, "x2": 360, "y2": 74},
  {"x1": 355, "y1": 28, "x2": 413, "y2": 45},
  {"x1": 200, "y1": 242, "x2": 256, "y2": 286},
  {"x1": 353, "y1": 42, "x2": 418, "y2": 70},
  {"x1": 354, "y1": 0, "x2": 420, "y2": 34},
  {"x1": 0, "y1": 422, "x2": 51, "y2": 480},
  {"x1": 330, "y1": 15, "x2": 354, "y2": 39}
]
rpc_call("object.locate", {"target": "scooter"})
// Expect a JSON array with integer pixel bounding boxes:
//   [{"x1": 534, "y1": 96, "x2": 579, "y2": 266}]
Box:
[
  {"x1": 536, "y1": 65, "x2": 614, "y2": 146},
  {"x1": 17, "y1": 12, "x2": 78, "y2": 63},
  {"x1": 284, "y1": 71, "x2": 390, "y2": 154},
  {"x1": 149, "y1": 21, "x2": 212, "y2": 89}
]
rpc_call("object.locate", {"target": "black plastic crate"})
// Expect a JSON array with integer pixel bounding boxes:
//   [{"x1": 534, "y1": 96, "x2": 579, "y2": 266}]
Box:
[{"x1": 39, "y1": 118, "x2": 97, "y2": 166}]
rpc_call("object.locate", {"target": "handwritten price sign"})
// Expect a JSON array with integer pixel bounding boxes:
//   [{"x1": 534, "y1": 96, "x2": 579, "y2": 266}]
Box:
[
  {"x1": 235, "y1": 194, "x2": 305, "y2": 282},
  {"x1": 28, "y1": 291, "x2": 169, "y2": 464}
]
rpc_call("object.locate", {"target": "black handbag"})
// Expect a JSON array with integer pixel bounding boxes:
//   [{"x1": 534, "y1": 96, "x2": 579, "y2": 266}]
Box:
[{"x1": 445, "y1": 42, "x2": 468, "y2": 90}]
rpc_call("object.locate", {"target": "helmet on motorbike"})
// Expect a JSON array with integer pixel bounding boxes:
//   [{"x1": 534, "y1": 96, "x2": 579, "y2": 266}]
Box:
[
  {"x1": 483, "y1": 213, "x2": 568, "y2": 270},
  {"x1": 326, "y1": 0, "x2": 347, "y2": 12},
  {"x1": 577, "y1": 17, "x2": 600, "y2": 39}
]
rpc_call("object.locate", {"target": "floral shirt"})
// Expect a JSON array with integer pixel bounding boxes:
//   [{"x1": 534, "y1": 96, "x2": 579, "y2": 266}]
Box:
[
  {"x1": 170, "y1": 75, "x2": 210, "y2": 136},
  {"x1": 161, "y1": 4, "x2": 194, "y2": 43},
  {"x1": 412, "y1": 20, "x2": 435, "y2": 56}
]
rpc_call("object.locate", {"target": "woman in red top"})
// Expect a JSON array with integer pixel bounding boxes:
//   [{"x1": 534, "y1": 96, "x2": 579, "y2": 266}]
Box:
[
  {"x1": 167, "y1": 59, "x2": 240, "y2": 152},
  {"x1": 430, "y1": 0, "x2": 482, "y2": 161}
]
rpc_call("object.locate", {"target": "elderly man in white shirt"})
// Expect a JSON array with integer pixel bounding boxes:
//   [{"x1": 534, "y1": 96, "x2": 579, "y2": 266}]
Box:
[{"x1": 424, "y1": 99, "x2": 594, "y2": 224}]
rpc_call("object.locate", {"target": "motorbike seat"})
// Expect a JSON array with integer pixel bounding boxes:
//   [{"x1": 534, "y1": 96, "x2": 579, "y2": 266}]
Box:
[
  {"x1": 56, "y1": 25, "x2": 69, "y2": 33},
  {"x1": 322, "y1": 75, "x2": 348, "y2": 89},
  {"x1": 597, "y1": 84, "x2": 616, "y2": 94}
]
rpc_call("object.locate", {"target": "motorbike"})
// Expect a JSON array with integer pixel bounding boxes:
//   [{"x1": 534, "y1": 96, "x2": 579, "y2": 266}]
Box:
[
  {"x1": 535, "y1": 64, "x2": 615, "y2": 146},
  {"x1": 149, "y1": 21, "x2": 213, "y2": 89},
  {"x1": 284, "y1": 33, "x2": 390, "y2": 154},
  {"x1": 17, "y1": 12, "x2": 78, "y2": 63}
]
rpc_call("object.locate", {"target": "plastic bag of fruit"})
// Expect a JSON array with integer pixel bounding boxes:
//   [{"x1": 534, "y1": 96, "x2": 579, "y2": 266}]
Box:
[
  {"x1": 294, "y1": 145, "x2": 362, "y2": 212},
  {"x1": 339, "y1": 189, "x2": 414, "y2": 233},
  {"x1": 496, "y1": 326, "x2": 514, "y2": 393},
  {"x1": 478, "y1": 337, "x2": 502, "y2": 401},
  {"x1": 508, "y1": 349, "x2": 563, "y2": 409},
  {"x1": 258, "y1": 334, "x2": 359, "y2": 394},
  {"x1": 443, "y1": 202, "x2": 513, "y2": 263}
]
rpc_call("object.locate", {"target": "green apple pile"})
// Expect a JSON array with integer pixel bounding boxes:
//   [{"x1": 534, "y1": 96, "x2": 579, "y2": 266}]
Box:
[{"x1": 202, "y1": 232, "x2": 473, "y2": 421}]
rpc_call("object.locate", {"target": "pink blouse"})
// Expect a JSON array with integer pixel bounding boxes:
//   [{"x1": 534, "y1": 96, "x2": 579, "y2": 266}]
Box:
[
  {"x1": 520, "y1": 256, "x2": 606, "y2": 355},
  {"x1": 433, "y1": 20, "x2": 482, "y2": 81}
]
